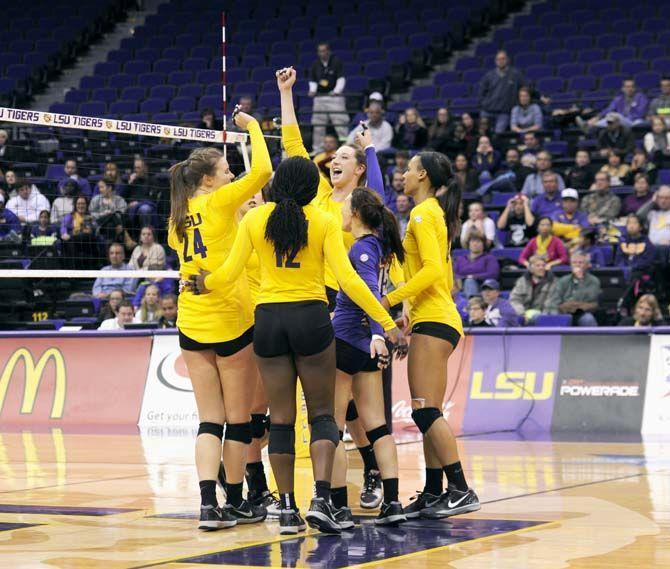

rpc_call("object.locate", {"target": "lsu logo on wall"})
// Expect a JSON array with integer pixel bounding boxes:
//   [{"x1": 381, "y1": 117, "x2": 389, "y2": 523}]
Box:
[
  {"x1": 0, "y1": 348, "x2": 66, "y2": 419},
  {"x1": 470, "y1": 371, "x2": 555, "y2": 400}
]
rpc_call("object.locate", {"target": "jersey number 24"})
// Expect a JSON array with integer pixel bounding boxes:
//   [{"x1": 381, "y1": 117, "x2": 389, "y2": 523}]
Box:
[{"x1": 183, "y1": 228, "x2": 208, "y2": 261}]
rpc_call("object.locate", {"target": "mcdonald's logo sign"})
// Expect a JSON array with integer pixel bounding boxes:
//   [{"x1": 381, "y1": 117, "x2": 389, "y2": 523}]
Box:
[{"x1": 0, "y1": 348, "x2": 66, "y2": 419}]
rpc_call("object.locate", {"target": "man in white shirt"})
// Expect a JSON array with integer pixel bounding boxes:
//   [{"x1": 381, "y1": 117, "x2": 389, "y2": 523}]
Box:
[
  {"x1": 346, "y1": 102, "x2": 394, "y2": 152},
  {"x1": 6, "y1": 179, "x2": 51, "y2": 224},
  {"x1": 98, "y1": 300, "x2": 135, "y2": 330}
]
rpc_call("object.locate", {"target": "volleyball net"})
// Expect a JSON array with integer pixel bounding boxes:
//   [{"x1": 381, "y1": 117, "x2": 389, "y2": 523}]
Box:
[{"x1": 0, "y1": 106, "x2": 282, "y2": 326}]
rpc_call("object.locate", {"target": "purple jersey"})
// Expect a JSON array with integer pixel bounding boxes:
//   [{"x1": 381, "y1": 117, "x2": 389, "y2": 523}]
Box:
[{"x1": 332, "y1": 235, "x2": 387, "y2": 353}]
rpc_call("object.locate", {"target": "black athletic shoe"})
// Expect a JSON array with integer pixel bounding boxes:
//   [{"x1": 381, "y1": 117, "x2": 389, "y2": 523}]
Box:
[
  {"x1": 420, "y1": 486, "x2": 481, "y2": 519},
  {"x1": 248, "y1": 490, "x2": 281, "y2": 518},
  {"x1": 217, "y1": 461, "x2": 227, "y2": 500},
  {"x1": 360, "y1": 470, "x2": 382, "y2": 509},
  {"x1": 224, "y1": 500, "x2": 267, "y2": 524},
  {"x1": 404, "y1": 491, "x2": 440, "y2": 519},
  {"x1": 279, "y1": 509, "x2": 307, "y2": 535},
  {"x1": 333, "y1": 505, "x2": 355, "y2": 529},
  {"x1": 305, "y1": 497, "x2": 342, "y2": 534},
  {"x1": 375, "y1": 501, "x2": 407, "y2": 525},
  {"x1": 198, "y1": 505, "x2": 237, "y2": 530}
]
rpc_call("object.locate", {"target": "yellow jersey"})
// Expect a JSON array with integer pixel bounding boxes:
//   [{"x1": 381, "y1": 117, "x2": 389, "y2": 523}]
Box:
[
  {"x1": 205, "y1": 203, "x2": 397, "y2": 332},
  {"x1": 245, "y1": 251, "x2": 261, "y2": 307},
  {"x1": 168, "y1": 120, "x2": 272, "y2": 343},
  {"x1": 386, "y1": 197, "x2": 463, "y2": 334}
]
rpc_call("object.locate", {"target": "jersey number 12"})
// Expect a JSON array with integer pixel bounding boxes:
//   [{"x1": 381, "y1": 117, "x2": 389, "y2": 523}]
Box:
[
  {"x1": 183, "y1": 228, "x2": 208, "y2": 261},
  {"x1": 275, "y1": 250, "x2": 300, "y2": 268}
]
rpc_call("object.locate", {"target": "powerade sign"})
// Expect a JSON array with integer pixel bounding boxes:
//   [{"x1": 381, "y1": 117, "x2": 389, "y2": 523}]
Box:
[
  {"x1": 462, "y1": 335, "x2": 561, "y2": 433},
  {"x1": 552, "y1": 335, "x2": 649, "y2": 433}
]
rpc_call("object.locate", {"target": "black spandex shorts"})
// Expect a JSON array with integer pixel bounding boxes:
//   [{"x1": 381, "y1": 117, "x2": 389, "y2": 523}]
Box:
[
  {"x1": 326, "y1": 286, "x2": 338, "y2": 313},
  {"x1": 411, "y1": 321, "x2": 461, "y2": 350},
  {"x1": 178, "y1": 326, "x2": 254, "y2": 357},
  {"x1": 254, "y1": 301, "x2": 334, "y2": 358},
  {"x1": 335, "y1": 337, "x2": 379, "y2": 375}
]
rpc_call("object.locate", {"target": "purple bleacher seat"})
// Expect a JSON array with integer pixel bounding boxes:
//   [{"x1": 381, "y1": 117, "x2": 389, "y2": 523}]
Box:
[
  {"x1": 417, "y1": 98, "x2": 443, "y2": 112},
  {"x1": 150, "y1": 85, "x2": 176, "y2": 99},
  {"x1": 492, "y1": 28, "x2": 516, "y2": 44},
  {"x1": 169, "y1": 70, "x2": 193, "y2": 85},
  {"x1": 578, "y1": 48, "x2": 605, "y2": 64},
  {"x1": 636, "y1": 71, "x2": 660, "y2": 90},
  {"x1": 364, "y1": 62, "x2": 390, "y2": 78},
  {"x1": 563, "y1": 35, "x2": 592, "y2": 50},
  {"x1": 163, "y1": 47, "x2": 188, "y2": 60},
  {"x1": 109, "y1": 101, "x2": 138, "y2": 114},
  {"x1": 596, "y1": 34, "x2": 621, "y2": 51},
  {"x1": 233, "y1": 81, "x2": 259, "y2": 96},
  {"x1": 454, "y1": 56, "x2": 481, "y2": 72},
  {"x1": 611, "y1": 19, "x2": 635, "y2": 35},
  {"x1": 535, "y1": 38, "x2": 561, "y2": 53},
  {"x1": 568, "y1": 76, "x2": 596, "y2": 92},
  {"x1": 492, "y1": 247, "x2": 523, "y2": 260},
  {"x1": 642, "y1": 18, "x2": 665, "y2": 33},
  {"x1": 50, "y1": 102, "x2": 77, "y2": 115},
  {"x1": 653, "y1": 58, "x2": 670, "y2": 74},
  {"x1": 268, "y1": 54, "x2": 294, "y2": 69},
  {"x1": 198, "y1": 95, "x2": 221, "y2": 111},
  {"x1": 408, "y1": 33, "x2": 432, "y2": 50},
  {"x1": 138, "y1": 72, "x2": 166, "y2": 88},
  {"x1": 514, "y1": 52, "x2": 540, "y2": 69},
  {"x1": 588, "y1": 61, "x2": 615, "y2": 76},
  {"x1": 258, "y1": 30, "x2": 284, "y2": 44},
  {"x1": 387, "y1": 47, "x2": 412, "y2": 65},
  {"x1": 620, "y1": 59, "x2": 647, "y2": 75},
  {"x1": 136, "y1": 48, "x2": 161, "y2": 61},
  {"x1": 556, "y1": 63, "x2": 584, "y2": 79},
  {"x1": 640, "y1": 45, "x2": 666, "y2": 61},
  {"x1": 93, "y1": 62, "x2": 120, "y2": 77},
  {"x1": 250, "y1": 67, "x2": 275, "y2": 83},
  {"x1": 205, "y1": 83, "x2": 221, "y2": 96},
  {"x1": 197, "y1": 70, "x2": 219, "y2": 84},
  {"x1": 370, "y1": 23, "x2": 396, "y2": 37},
  {"x1": 124, "y1": 60, "x2": 151, "y2": 74},
  {"x1": 182, "y1": 111, "x2": 203, "y2": 122},
  {"x1": 178, "y1": 84, "x2": 202, "y2": 98},
  {"x1": 441, "y1": 83, "x2": 470, "y2": 99},
  {"x1": 139, "y1": 98, "x2": 167, "y2": 114},
  {"x1": 245, "y1": 44, "x2": 266, "y2": 58},
  {"x1": 108, "y1": 49, "x2": 132, "y2": 63},
  {"x1": 342, "y1": 24, "x2": 367, "y2": 38},
  {"x1": 525, "y1": 64, "x2": 553, "y2": 81},
  {"x1": 346, "y1": 76, "x2": 369, "y2": 92},
  {"x1": 552, "y1": 23, "x2": 574, "y2": 38},
  {"x1": 79, "y1": 101, "x2": 107, "y2": 117},
  {"x1": 10, "y1": 39, "x2": 33, "y2": 53},
  {"x1": 658, "y1": 31, "x2": 670, "y2": 46},
  {"x1": 189, "y1": 46, "x2": 212, "y2": 59},
  {"x1": 490, "y1": 192, "x2": 516, "y2": 207},
  {"x1": 412, "y1": 85, "x2": 437, "y2": 100},
  {"x1": 65, "y1": 89, "x2": 88, "y2": 104},
  {"x1": 91, "y1": 87, "x2": 117, "y2": 104},
  {"x1": 169, "y1": 97, "x2": 195, "y2": 113},
  {"x1": 610, "y1": 47, "x2": 636, "y2": 61},
  {"x1": 544, "y1": 50, "x2": 572, "y2": 67},
  {"x1": 328, "y1": 38, "x2": 350, "y2": 51},
  {"x1": 359, "y1": 48, "x2": 385, "y2": 63},
  {"x1": 122, "y1": 112, "x2": 149, "y2": 123},
  {"x1": 108, "y1": 73, "x2": 135, "y2": 89},
  {"x1": 475, "y1": 43, "x2": 498, "y2": 58},
  {"x1": 381, "y1": 35, "x2": 403, "y2": 50},
  {"x1": 600, "y1": 73, "x2": 625, "y2": 90},
  {"x1": 154, "y1": 59, "x2": 181, "y2": 74},
  {"x1": 121, "y1": 86, "x2": 146, "y2": 100},
  {"x1": 183, "y1": 57, "x2": 208, "y2": 70},
  {"x1": 536, "y1": 77, "x2": 564, "y2": 94},
  {"x1": 226, "y1": 69, "x2": 248, "y2": 84},
  {"x1": 343, "y1": 62, "x2": 361, "y2": 76},
  {"x1": 433, "y1": 71, "x2": 459, "y2": 86},
  {"x1": 256, "y1": 93, "x2": 276, "y2": 109},
  {"x1": 462, "y1": 68, "x2": 486, "y2": 84},
  {"x1": 534, "y1": 314, "x2": 571, "y2": 327},
  {"x1": 244, "y1": 55, "x2": 265, "y2": 69},
  {"x1": 658, "y1": 169, "x2": 670, "y2": 184},
  {"x1": 271, "y1": 41, "x2": 294, "y2": 54}
]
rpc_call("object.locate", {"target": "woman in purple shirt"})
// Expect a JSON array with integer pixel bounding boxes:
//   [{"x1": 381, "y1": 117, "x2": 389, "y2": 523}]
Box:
[{"x1": 330, "y1": 187, "x2": 407, "y2": 526}]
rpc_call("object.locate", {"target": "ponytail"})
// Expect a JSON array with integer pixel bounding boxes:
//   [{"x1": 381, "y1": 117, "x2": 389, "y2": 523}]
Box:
[
  {"x1": 265, "y1": 156, "x2": 319, "y2": 264},
  {"x1": 350, "y1": 187, "x2": 405, "y2": 265}
]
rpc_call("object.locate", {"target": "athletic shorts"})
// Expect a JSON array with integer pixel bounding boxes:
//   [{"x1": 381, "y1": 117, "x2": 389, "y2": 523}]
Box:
[
  {"x1": 335, "y1": 337, "x2": 379, "y2": 375},
  {"x1": 254, "y1": 301, "x2": 334, "y2": 358},
  {"x1": 178, "y1": 326, "x2": 254, "y2": 357},
  {"x1": 411, "y1": 321, "x2": 461, "y2": 350},
  {"x1": 326, "y1": 286, "x2": 338, "y2": 313}
]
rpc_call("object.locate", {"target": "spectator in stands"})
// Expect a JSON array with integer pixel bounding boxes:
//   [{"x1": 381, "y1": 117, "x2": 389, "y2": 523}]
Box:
[
  {"x1": 466, "y1": 296, "x2": 491, "y2": 327},
  {"x1": 427, "y1": 107, "x2": 453, "y2": 147},
  {"x1": 648, "y1": 78, "x2": 670, "y2": 126},
  {"x1": 573, "y1": 228, "x2": 606, "y2": 268},
  {"x1": 395, "y1": 193, "x2": 411, "y2": 238},
  {"x1": 0, "y1": 170, "x2": 19, "y2": 198},
  {"x1": 312, "y1": 134, "x2": 339, "y2": 179},
  {"x1": 0, "y1": 130, "x2": 18, "y2": 174},
  {"x1": 92, "y1": 243, "x2": 136, "y2": 299},
  {"x1": 309, "y1": 42, "x2": 348, "y2": 151},
  {"x1": 564, "y1": 150, "x2": 595, "y2": 190},
  {"x1": 510, "y1": 87, "x2": 543, "y2": 133},
  {"x1": 453, "y1": 154, "x2": 479, "y2": 193},
  {"x1": 461, "y1": 201, "x2": 496, "y2": 249},
  {"x1": 98, "y1": 299, "x2": 135, "y2": 330},
  {"x1": 520, "y1": 132, "x2": 542, "y2": 157},
  {"x1": 454, "y1": 232, "x2": 500, "y2": 298},
  {"x1": 394, "y1": 107, "x2": 428, "y2": 150},
  {"x1": 615, "y1": 214, "x2": 656, "y2": 280},
  {"x1": 497, "y1": 194, "x2": 535, "y2": 247},
  {"x1": 472, "y1": 136, "x2": 501, "y2": 180},
  {"x1": 389, "y1": 150, "x2": 409, "y2": 178},
  {"x1": 531, "y1": 172, "x2": 563, "y2": 218},
  {"x1": 237, "y1": 95, "x2": 262, "y2": 122},
  {"x1": 30, "y1": 210, "x2": 58, "y2": 240},
  {"x1": 125, "y1": 158, "x2": 156, "y2": 235},
  {"x1": 552, "y1": 188, "x2": 589, "y2": 232},
  {"x1": 481, "y1": 279, "x2": 519, "y2": 327},
  {"x1": 478, "y1": 50, "x2": 525, "y2": 134},
  {"x1": 461, "y1": 112, "x2": 478, "y2": 154},
  {"x1": 509, "y1": 255, "x2": 557, "y2": 324},
  {"x1": 434, "y1": 122, "x2": 468, "y2": 158},
  {"x1": 50, "y1": 179, "x2": 77, "y2": 225},
  {"x1": 6, "y1": 178, "x2": 50, "y2": 224},
  {"x1": 546, "y1": 252, "x2": 601, "y2": 326},
  {"x1": 582, "y1": 172, "x2": 622, "y2": 224},
  {"x1": 627, "y1": 148, "x2": 657, "y2": 185},
  {"x1": 382, "y1": 169, "x2": 405, "y2": 213},
  {"x1": 637, "y1": 185, "x2": 670, "y2": 247},
  {"x1": 519, "y1": 217, "x2": 569, "y2": 269},
  {"x1": 157, "y1": 294, "x2": 178, "y2": 328},
  {"x1": 583, "y1": 79, "x2": 649, "y2": 129},
  {"x1": 97, "y1": 288, "x2": 124, "y2": 323},
  {"x1": 644, "y1": 116, "x2": 670, "y2": 161},
  {"x1": 58, "y1": 159, "x2": 91, "y2": 198},
  {"x1": 618, "y1": 294, "x2": 664, "y2": 326},
  {"x1": 622, "y1": 174, "x2": 653, "y2": 216},
  {"x1": 600, "y1": 150, "x2": 630, "y2": 186},
  {"x1": 477, "y1": 116, "x2": 493, "y2": 140},
  {"x1": 104, "y1": 162, "x2": 124, "y2": 187},
  {"x1": 346, "y1": 102, "x2": 393, "y2": 152},
  {"x1": 0, "y1": 194, "x2": 21, "y2": 241},
  {"x1": 134, "y1": 283, "x2": 162, "y2": 323},
  {"x1": 60, "y1": 195, "x2": 99, "y2": 270},
  {"x1": 499, "y1": 148, "x2": 532, "y2": 191},
  {"x1": 90, "y1": 178, "x2": 129, "y2": 243},
  {"x1": 198, "y1": 107, "x2": 223, "y2": 131},
  {"x1": 522, "y1": 151, "x2": 565, "y2": 198},
  {"x1": 596, "y1": 113, "x2": 635, "y2": 158},
  {"x1": 129, "y1": 226, "x2": 165, "y2": 270}
]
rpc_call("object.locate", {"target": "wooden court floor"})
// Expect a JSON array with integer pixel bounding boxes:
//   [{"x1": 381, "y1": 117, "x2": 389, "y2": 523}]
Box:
[{"x1": 0, "y1": 429, "x2": 668, "y2": 568}]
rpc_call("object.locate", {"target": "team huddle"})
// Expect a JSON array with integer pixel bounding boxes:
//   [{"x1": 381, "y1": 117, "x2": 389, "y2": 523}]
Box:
[{"x1": 168, "y1": 67, "x2": 480, "y2": 536}]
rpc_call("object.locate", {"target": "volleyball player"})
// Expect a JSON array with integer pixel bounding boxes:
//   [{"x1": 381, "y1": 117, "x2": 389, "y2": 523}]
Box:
[
  {"x1": 278, "y1": 66, "x2": 398, "y2": 508},
  {"x1": 381, "y1": 152, "x2": 481, "y2": 519},
  {"x1": 191, "y1": 155, "x2": 406, "y2": 534},
  {"x1": 330, "y1": 187, "x2": 407, "y2": 528},
  {"x1": 168, "y1": 111, "x2": 272, "y2": 530}
]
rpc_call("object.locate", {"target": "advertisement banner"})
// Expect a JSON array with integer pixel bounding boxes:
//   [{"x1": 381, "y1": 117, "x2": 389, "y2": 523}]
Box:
[
  {"x1": 553, "y1": 335, "x2": 649, "y2": 433},
  {"x1": 0, "y1": 336, "x2": 150, "y2": 425},
  {"x1": 391, "y1": 336, "x2": 473, "y2": 439},
  {"x1": 139, "y1": 334, "x2": 199, "y2": 428},
  {"x1": 462, "y1": 334, "x2": 561, "y2": 434},
  {"x1": 641, "y1": 335, "x2": 670, "y2": 434}
]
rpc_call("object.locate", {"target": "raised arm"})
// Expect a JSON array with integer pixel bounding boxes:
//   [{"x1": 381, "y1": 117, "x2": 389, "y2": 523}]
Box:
[
  {"x1": 203, "y1": 213, "x2": 254, "y2": 291},
  {"x1": 354, "y1": 125, "x2": 385, "y2": 201}
]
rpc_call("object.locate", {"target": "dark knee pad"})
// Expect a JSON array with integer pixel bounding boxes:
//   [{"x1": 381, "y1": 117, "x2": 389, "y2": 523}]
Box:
[
  {"x1": 264, "y1": 414, "x2": 271, "y2": 433},
  {"x1": 366, "y1": 424, "x2": 390, "y2": 446},
  {"x1": 251, "y1": 414, "x2": 266, "y2": 439},
  {"x1": 346, "y1": 400, "x2": 359, "y2": 421},
  {"x1": 225, "y1": 422, "x2": 252, "y2": 444},
  {"x1": 198, "y1": 422, "x2": 224, "y2": 440},
  {"x1": 310, "y1": 414, "x2": 340, "y2": 446},
  {"x1": 268, "y1": 423, "x2": 295, "y2": 455},
  {"x1": 411, "y1": 407, "x2": 442, "y2": 434}
]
